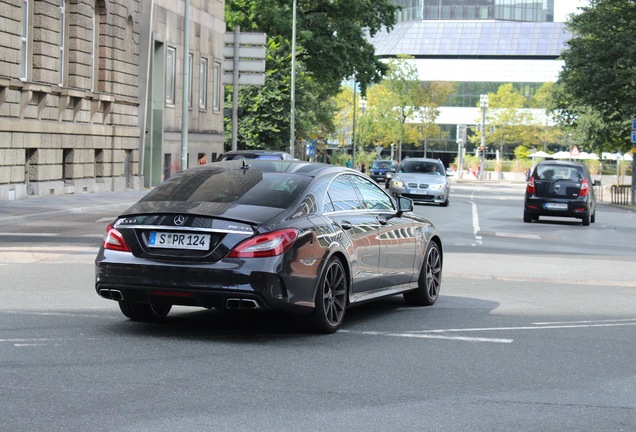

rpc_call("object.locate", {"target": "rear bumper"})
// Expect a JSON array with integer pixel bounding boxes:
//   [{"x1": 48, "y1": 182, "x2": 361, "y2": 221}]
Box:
[
  {"x1": 524, "y1": 198, "x2": 592, "y2": 218},
  {"x1": 94, "y1": 251, "x2": 318, "y2": 314}
]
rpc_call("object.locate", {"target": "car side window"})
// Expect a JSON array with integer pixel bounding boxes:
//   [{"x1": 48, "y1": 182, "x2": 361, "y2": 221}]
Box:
[
  {"x1": 325, "y1": 175, "x2": 365, "y2": 212},
  {"x1": 349, "y1": 175, "x2": 394, "y2": 210}
]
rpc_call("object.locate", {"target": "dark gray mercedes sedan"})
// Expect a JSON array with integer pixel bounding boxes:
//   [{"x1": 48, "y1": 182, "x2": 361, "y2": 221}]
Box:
[{"x1": 95, "y1": 160, "x2": 443, "y2": 333}]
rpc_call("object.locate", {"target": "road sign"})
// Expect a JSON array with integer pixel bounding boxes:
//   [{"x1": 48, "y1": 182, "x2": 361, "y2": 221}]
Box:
[
  {"x1": 223, "y1": 46, "x2": 266, "y2": 60},
  {"x1": 570, "y1": 145, "x2": 580, "y2": 156},
  {"x1": 223, "y1": 73, "x2": 265, "y2": 86},
  {"x1": 223, "y1": 59, "x2": 265, "y2": 73},
  {"x1": 631, "y1": 130, "x2": 636, "y2": 143},
  {"x1": 224, "y1": 32, "x2": 267, "y2": 46}
]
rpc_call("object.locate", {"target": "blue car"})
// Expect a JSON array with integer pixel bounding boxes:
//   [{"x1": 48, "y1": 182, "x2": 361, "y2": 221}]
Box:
[{"x1": 369, "y1": 160, "x2": 397, "y2": 184}]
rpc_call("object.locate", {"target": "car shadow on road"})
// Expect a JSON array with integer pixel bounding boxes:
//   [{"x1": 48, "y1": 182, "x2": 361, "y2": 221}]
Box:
[{"x1": 96, "y1": 294, "x2": 500, "y2": 341}]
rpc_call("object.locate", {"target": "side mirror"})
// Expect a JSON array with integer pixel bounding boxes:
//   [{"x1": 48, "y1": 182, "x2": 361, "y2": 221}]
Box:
[
  {"x1": 593, "y1": 179, "x2": 601, "y2": 187},
  {"x1": 396, "y1": 196, "x2": 413, "y2": 215}
]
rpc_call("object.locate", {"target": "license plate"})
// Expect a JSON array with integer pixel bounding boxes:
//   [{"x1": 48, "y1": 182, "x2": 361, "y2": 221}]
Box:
[
  {"x1": 409, "y1": 189, "x2": 427, "y2": 194},
  {"x1": 148, "y1": 231, "x2": 211, "y2": 250},
  {"x1": 544, "y1": 203, "x2": 568, "y2": 210}
]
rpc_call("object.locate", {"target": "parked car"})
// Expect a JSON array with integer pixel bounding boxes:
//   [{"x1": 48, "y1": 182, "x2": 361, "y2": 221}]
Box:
[
  {"x1": 388, "y1": 158, "x2": 451, "y2": 206},
  {"x1": 217, "y1": 150, "x2": 294, "y2": 161},
  {"x1": 524, "y1": 160, "x2": 598, "y2": 225},
  {"x1": 95, "y1": 160, "x2": 444, "y2": 333},
  {"x1": 369, "y1": 160, "x2": 397, "y2": 184}
]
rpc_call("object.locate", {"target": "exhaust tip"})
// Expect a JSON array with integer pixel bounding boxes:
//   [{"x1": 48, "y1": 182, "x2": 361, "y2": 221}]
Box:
[
  {"x1": 98, "y1": 289, "x2": 124, "y2": 301},
  {"x1": 226, "y1": 298, "x2": 259, "y2": 310}
]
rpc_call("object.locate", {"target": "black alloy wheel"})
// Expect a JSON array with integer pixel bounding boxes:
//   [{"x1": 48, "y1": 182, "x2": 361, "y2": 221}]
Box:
[
  {"x1": 118, "y1": 301, "x2": 172, "y2": 322},
  {"x1": 304, "y1": 257, "x2": 347, "y2": 334},
  {"x1": 404, "y1": 241, "x2": 442, "y2": 306}
]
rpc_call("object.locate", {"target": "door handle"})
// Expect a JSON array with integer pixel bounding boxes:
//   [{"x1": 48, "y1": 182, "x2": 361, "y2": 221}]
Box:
[{"x1": 340, "y1": 221, "x2": 353, "y2": 230}]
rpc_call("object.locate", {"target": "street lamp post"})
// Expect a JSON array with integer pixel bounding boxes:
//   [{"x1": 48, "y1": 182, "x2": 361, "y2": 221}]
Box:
[
  {"x1": 289, "y1": 0, "x2": 297, "y2": 158},
  {"x1": 352, "y1": 77, "x2": 357, "y2": 170},
  {"x1": 479, "y1": 94, "x2": 488, "y2": 180}
]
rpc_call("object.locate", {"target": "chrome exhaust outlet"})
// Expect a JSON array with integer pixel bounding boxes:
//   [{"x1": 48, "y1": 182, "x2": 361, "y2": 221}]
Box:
[
  {"x1": 98, "y1": 289, "x2": 124, "y2": 301},
  {"x1": 226, "y1": 298, "x2": 259, "y2": 310}
]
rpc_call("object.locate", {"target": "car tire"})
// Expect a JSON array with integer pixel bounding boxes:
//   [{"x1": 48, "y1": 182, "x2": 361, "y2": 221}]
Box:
[
  {"x1": 303, "y1": 257, "x2": 347, "y2": 334},
  {"x1": 404, "y1": 241, "x2": 442, "y2": 306},
  {"x1": 582, "y1": 213, "x2": 590, "y2": 226},
  {"x1": 523, "y1": 211, "x2": 532, "y2": 223},
  {"x1": 591, "y1": 211, "x2": 596, "y2": 223},
  {"x1": 118, "y1": 301, "x2": 172, "y2": 322},
  {"x1": 440, "y1": 199, "x2": 449, "y2": 207}
]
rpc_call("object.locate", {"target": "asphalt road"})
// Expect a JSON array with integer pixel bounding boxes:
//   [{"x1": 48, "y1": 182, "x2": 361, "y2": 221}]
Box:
[{"x1": 1, "y1": 183, "x2": 635, "y2": 431}]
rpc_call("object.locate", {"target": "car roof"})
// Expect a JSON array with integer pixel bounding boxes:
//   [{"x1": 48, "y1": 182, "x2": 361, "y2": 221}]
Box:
[
  {"x1": 536, "y1": 160, "x2": 585, "y2": 168},
  {"x1": 398, "y1": 158, "x2": 444, "y2": 166},
  {"x1": 197, "y1": 159, "x2": 348, "y2": 177},
  {"x1": 219, "y1": 150, "x2": 292, "y2": 160}
]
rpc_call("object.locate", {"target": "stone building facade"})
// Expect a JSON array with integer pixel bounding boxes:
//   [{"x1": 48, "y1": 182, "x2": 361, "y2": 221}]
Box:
[
  {"x1": 0, "y1": 0, "x2": 226, "y2": 200},
  {"x1": 139, "y1": 0, "x2": 226, "y2": 188}
]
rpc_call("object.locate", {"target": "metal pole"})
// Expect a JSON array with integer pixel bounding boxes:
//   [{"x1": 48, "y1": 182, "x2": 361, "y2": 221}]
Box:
[
  {"x1": 180, "y1": 0, "x2": 190, "y2": 171},
  {"x1": 480, "y1": 94, "x2": 488, "y2": 181},
  {"x1": 289, "y1": 0, "x2": 297, "y2": 158},
  {"x1": 352, "y1": 78, "x2": 357, "y2": 170},
  {"x1": 231, "y1": 26, "x2": 240, "y2": 151},
  {"x1": 480, "y1": 105, "x2": 485, "y2": 180},
  {"x1": 632, "y1": 155, "x2": 635, "y2": 205}
]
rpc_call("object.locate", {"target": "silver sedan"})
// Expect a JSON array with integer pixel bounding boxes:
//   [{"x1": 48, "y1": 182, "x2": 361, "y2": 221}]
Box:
[{"x1": 389, "y1": 158, "x2": 451, "y2": 206}]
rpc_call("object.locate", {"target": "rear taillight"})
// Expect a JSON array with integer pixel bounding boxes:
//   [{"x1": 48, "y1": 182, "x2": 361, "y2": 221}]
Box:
[
  {"x1": 579, "y1": 178, "x2": 589, "y2": 197},
  {"x1": 227, "y1": 229, "x2": 298, "y2": 258},
  {"x1": 526, "y1": 176, "x2": 536, "y2": 195},
  {"x1": 103, "y1": 224, "x2": 131, "y2": 252}
]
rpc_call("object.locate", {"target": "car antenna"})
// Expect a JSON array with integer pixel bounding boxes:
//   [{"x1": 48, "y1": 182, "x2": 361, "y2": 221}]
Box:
[{"x1": 241, "y1": 160, "x2": 250, "y2": 170}]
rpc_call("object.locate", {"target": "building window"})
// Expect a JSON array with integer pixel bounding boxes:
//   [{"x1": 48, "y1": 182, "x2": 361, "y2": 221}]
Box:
[
  {"x1": 188, "y1": 52, "x2": 193, "y2": 108},
  {"x1": 59, "y1": 0, "x2": 66, "y2": 86},
  {"x1": 21, "y1": 0, "x2": 30, "y2": 80},
  {"x1": 199, "y1": 57, "x2": 208, "y2": 110},
  {"x1": 213, "y1": 61, "x2": 221, "y2": 111},
  {"x1": 166, "y1": 46, "x2": 176, "y2": 104}
]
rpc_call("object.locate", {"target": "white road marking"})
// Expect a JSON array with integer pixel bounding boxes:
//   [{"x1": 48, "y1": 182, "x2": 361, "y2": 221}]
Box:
[
  {"x1": 2, "y1": 310, "x2": 116, "y2": 319},
  {"x1": 340, "y1": 330, "x2": 512, "y2": 343},
  {"x1": 342, "y1": 319, "x2": 636, "y2": 344},
  {"x1": 495, "y1": 232, "x2": 542, "y2": 240},
  {"x1": 532, "y1": 318, "x2": 636, "y2": 325},
  {"x1": 410, "y1": 320, "x2": 636, "y2": 334},
  {"x1": 0, "y1": 233, "x2": 58, "y2": 237},
  {"x1": 470, "y1": 192, "x2": 482, "y2": 245}
]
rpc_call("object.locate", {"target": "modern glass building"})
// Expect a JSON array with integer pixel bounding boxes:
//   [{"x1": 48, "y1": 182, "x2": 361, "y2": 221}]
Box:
[
  {"x1": 392, "y1": 0, "x2": 555, "y2": 22},
  {"x1": 369, "y1": 0, "x2": 587, "y2": 160}
]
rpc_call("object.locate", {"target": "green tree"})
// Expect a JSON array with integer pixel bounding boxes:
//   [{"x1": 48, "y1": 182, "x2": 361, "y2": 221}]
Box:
[
  {"x1": 412, "y1": 81, "x2": 455, "y2": 156},
  {"x1": 225, "y1": 0, "x2": 398, "y2": 152},
  {"x1": 529, "y1": 82, "x2": 564, "y2": 151},
  {"x1": 382, "y1": 56, "x2": 422, "y2": 160},
  {"x1": 556, "y1": 0, "x2": 636, "y2": 153}
]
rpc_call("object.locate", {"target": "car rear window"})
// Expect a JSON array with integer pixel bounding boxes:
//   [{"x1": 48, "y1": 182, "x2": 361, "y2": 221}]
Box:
[
  {"x1": 141, "y1": 168, "x2": 310, "y2": 209},
  {"x1": 535, "y1": 165, "x2": 581, "y2": 181}
]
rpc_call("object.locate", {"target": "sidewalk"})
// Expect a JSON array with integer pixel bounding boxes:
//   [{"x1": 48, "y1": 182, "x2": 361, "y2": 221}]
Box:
[{"x1": 0, "y1": 190, "x2": 149, "y2": 226}]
